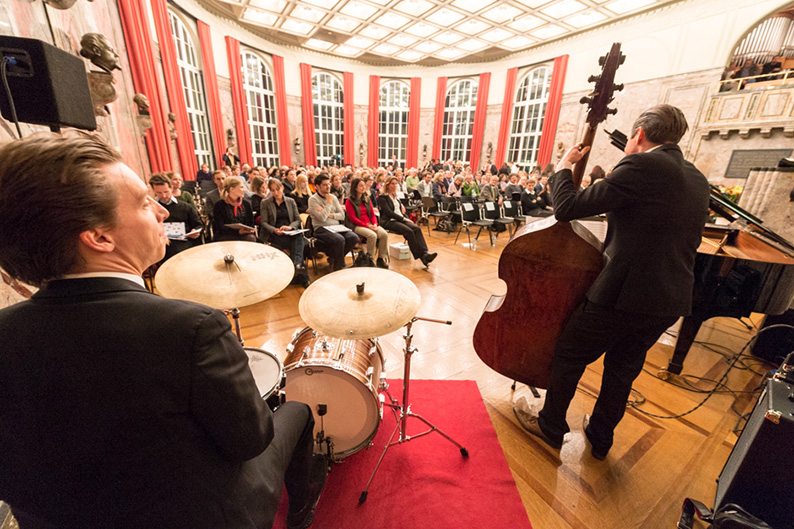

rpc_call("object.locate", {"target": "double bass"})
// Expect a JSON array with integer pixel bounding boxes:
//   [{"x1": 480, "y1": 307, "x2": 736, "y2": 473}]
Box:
[{"x1": 472, "y1": 43, "x2": 625, "y2": 389}]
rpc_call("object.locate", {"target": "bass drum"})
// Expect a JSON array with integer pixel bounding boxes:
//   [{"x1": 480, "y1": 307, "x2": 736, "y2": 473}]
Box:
[{"x1": 284, "y1": 327, "x2": 385, "y2": 460}]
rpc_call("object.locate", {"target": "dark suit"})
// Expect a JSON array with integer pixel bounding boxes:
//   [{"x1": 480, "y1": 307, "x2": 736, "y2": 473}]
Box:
[
  {"x1": 537, "y1": 144, "x2": 710, "y2": 454},
  {"x1": 377, "y1": 194, "x2": 428, "y2": 259},
  {"x1": 0, "y1": 277, "x2": 313, "y2": 528}
]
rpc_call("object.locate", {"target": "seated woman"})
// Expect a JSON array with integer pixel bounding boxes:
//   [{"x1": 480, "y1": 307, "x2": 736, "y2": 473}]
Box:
[
  {"x1": 330, "y1": 173, "x2": 346, "y2": 202},
  {"x1": 212, "y1": 177, "x2": 256, "y2": 241},
  {"x1": 345, "y1": 177, "x2": 389, "y2": 268},
  {"x1": 259, "y1": 178, "x2": 310, "y2": 288},
  {"x1": 447, "y1": 175, "x2": 464, "y2": 197},
  {"x1": 432, "y1": 173, "x2": 447, "y2": 201},
  {"x1": 250, "y1": 175, "x2": 268, "y2": 225},
  {"x1": 289, "y1": 174, "x2": 312, "y2": 213},
  {"x1": 378, "y1": 176, "x2": 437, "y2": 267}
]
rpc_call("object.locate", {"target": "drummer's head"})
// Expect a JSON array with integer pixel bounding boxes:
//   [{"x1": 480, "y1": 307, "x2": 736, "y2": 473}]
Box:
[
  {"x1": 626, "y1": 104, "x2": 688, "y2": 155},
  {"x1": 0, "y1": 133, "x2": 168, "y2": 285}
]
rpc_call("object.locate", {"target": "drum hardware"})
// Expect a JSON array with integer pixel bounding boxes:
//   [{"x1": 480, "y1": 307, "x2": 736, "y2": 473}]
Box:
[
  {"x1": 359, "y1": 316, "x2": 468, "y2": 504},
  {"x1": 223, "y1": 307, "x2": 244, "y2": 345}
]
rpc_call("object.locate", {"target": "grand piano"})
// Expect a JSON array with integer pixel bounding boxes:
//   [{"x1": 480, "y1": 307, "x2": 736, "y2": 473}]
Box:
[
  {"x1": 604, "y1": 130, "x2": 794, "y2": 375},
  {"x1": 663, "y1": 188, "x2": 794, "y2": 375}
]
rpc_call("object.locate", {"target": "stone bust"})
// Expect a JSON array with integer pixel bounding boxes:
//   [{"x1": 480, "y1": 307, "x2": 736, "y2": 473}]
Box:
[
  {"x1": 133, "y1": 93, "x2": 150, "y2": 115},
  {"x1": 79, "y1": 33, "x2": 121, "y2": 73}
]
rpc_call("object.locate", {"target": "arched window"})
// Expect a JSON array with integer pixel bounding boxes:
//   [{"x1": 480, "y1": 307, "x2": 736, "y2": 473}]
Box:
[
  {"x1": 508, "y1": 67, "x2": 552, "y2": 171},
  {"x1": 241, "y1": 51, "x2": 279, "y2": 168},
  {"x1": 312, "y1": 72, "x2": 344, "y2": 167},
  {"x1": 379, "y1": 80, "x2": 410, "y2": 167},
  {"x1": 168, "y1": 10, "x2": 213, "y2": 169},
  {"x1": 441, "y1": 79, "x2": 478, "y2": 164}
]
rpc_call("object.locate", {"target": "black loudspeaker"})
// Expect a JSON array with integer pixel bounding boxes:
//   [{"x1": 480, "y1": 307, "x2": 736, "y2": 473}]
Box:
[
  {"x1": 0, "y1": 36, "x2": 96, "y2": 131},
  {"x1": 714, "y1": 378, "x2": 794, "y2": 528},
  {"x1": 752, "y1": 309, "x2": 794, "y2": 364}
]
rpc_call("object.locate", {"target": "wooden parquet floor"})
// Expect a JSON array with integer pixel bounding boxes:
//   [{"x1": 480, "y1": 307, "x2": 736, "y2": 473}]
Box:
[
  {"x1": 1, "y1": 222, "x2": 771, "y2": 529},
  {"x1": 234, "y1": 223, "x2": 768, "y2": 529}
]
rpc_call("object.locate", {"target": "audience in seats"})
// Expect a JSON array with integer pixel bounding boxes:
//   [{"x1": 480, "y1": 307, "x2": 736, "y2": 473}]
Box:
[
  {"x1": 168, "y1": 171, "x2": 197, "y2": 211},
  {"x1": 204, "y1": 170, "x2": 225, "y2": 218},
  {"x1": 250, "y1": 175, "x2": 268, "y2": 224},
  {"x1": 213, "y1": 177, "x2": 256, "y2": 242},
  {"x1": 330, "y1": 173, "x2": 346, "y2": 202},
  {"x1": 378, "y1": 176, "x2": 437, "y2": 268},
  {"x1": 150, "y1": 173, "x2": 203, "y2": 263},
  {"x1": 447, "y1": 175, "x2": 464, "y2": 197},
  {"x1": 481, "y1": 174, "x2": 504, "y2": 204},
  {"x1": 282, "y1": 169, "x2": 297, "y2": 195},
  {"x1": 259, "y1": 178, "x2": 310, "y2": 288},
  {"x1": 522, "y1": 178, "x2": 553, "y2": 217},
  {"x1": 462, "y1": 174, "x2": 480, "y2": 197},
  {"x1": 417, "y1": 172, "x2": 433, "y2": 197},
  {"x1": 290, "y1": 174, "x2": 312, "y2": 214},
  {"x1": 346, "y1": 177, "x2": 389, "y2": 268},
  {"x1": 309, "y1": 173, "x2": 360, "y2": 271},
  {"x1": 196, "y1": 162, "x2": 212, "y2": 183}
]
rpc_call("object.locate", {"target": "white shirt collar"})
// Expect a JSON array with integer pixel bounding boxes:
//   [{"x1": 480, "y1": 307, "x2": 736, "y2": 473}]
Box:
[
  {"x1": 60, "y1": 272, "x2": 146, "y2": 288},
  {"x1": 159, "y1": 196, "x2": 178, "y2": 205}
]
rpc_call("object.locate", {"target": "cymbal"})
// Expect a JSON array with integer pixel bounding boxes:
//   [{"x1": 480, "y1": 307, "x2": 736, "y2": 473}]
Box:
[
  {"x1": 155, "y1": 242, "x2": 294, "y2": 309},
  {"x1": 299, "y1": 268, "x2": 421, "y2": 339}
]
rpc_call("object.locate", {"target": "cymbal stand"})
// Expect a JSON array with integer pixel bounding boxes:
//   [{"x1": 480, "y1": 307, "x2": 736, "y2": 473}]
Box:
[
  {"x1": 359, "y1": 316, "x2": 468, "y2": 504},
  {"x1": 224, "y1": 308, "x2": 243, "y2": 345}
]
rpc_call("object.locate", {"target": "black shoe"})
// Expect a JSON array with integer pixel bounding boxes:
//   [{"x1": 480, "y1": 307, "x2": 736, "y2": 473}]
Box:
[
  {"x1": 424, "y1": 252, "x2": 438, "y2": 264},
  {"x1": 287, "y1": 454, "x2": 328, "y2": 529},
  {"x1": 419, "y1": 254, "x2": 429, "y2": 267},
  {"x1": 298, "y1": 275, "x2": 311, "y2": 288},
  {"x1": 582, "y1": 414, "x2": 608, "y2": 461},
  {"x1": 376, "y1": 257, "x2": 388, "y2": 269}
]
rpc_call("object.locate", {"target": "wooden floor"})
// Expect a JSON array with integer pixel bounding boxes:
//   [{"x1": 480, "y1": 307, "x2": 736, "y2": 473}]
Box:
[
  {"x1": 235, "y1": 222, "x2": 768, "y2": 529},
  {"x1": 1, "y1": 222, "x2": 771, "y2": 529}
]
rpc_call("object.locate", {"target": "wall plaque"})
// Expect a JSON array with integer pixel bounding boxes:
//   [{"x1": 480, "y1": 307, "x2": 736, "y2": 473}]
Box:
[{"x1": 724, "y1": 149, "x2": 792, "y2": 178}]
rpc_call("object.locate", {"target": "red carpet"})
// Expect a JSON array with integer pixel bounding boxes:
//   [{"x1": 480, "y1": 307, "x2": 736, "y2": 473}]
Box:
[{"x1": 274, "y1": 379, "x2": 532, "y2": 529}]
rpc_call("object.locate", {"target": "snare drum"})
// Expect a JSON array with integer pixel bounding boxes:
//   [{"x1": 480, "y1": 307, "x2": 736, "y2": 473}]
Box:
[
  {"x1": 284, "y1": 327, "x2": 385, "y2": 460},
  {"x1": 244, "y1": 347, "x2": 284, "y2": 408}
]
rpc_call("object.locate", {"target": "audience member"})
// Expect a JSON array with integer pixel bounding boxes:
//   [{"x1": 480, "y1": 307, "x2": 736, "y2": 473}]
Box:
[
  {"x1": 196, "y1": 162, "x2": 212, "y2": 183},
  {"x1": 346, "y1": 178, "x2": 389, "y2": 268},
  {"x1": 405, "y1": 168, "x2": 420, "y2": 191},
  {"x1": 213, "y1": 177, "x2": 256, "y2": 242},
  {"x1": 222, "y1": 147, "x2": 240, "y2": 167},
  {"x1": 204, "y1": 170, "x2": 226, "y2": 218},
  {"x1": 481, "y1": 174, "x2": 504, "y2": 204},
  {"x1": 168, "y1": 171, "x2": 197, "y2": 211},
  {"x1": 150, "y1": 173, "x2": 203, "y2": 262},
  {"x1": 309, "y1": 174, "x2": 359, "y2": 271},
  {"x1": 290, "y1": 174, "x2": 312, "y2": 214},
  {"x1": 378, "y1": 176, "x2": 437, "y2": 267},
  {"x1": 259, "y1": 178, "x2": 310, "y2": 288},
  {"x1": 461, "y1": 174, "x2": 480, "y2": 197},
  {"x1": 417, "y1": 172, "x2": 433, "y2": 197}
]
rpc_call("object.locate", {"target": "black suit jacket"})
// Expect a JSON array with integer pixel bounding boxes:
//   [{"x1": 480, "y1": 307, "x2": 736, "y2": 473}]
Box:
[
  {"x1": 376, "y1": 194, "x2": 406, "y2": 229},
  {"x1": 0, "y1": 278, "x2": 276, "y2": 528},
  {"x1": 549, "y1": 144, "x2": 710, "y2": 316},
  {"x1": 259, "y1": 195, "x2": 302, "y2": 244}
]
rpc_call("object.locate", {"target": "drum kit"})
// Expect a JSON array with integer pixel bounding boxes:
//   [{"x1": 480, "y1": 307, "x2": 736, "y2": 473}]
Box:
[{"x1": 155, "y1": 242, "x2": 468, "y2": 502}]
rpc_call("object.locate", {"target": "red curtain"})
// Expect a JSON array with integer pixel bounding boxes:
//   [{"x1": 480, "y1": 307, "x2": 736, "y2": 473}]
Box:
[
  {"x1": 405, "y1": 77, "x2": 421, "y2": 170},
  {"x1": 343, "y1": 72, "x2": 354, "y2": 167},
  {"x1": 367, "y1": 75, "x2": 380, "y2": 168},
  {"x1": 431, "y1": 77, "x2": 447, "y2": 161},
  {"x1": 537, "y1": 55, "x2": 569, "y2": 168},
  {"x1": 272, "y1": 55, "x2": 291, "y2": 167},
  {"x1": 224, "y1": 37, "x2": 252, "y2": 166},
  {"x1": 469, "y1": 72, "x2": 491, "y2": 172},
  {"x1": 300, "y1": 63, "x2": 317, "y2": 167},
  {"x1": 197, "y1": 21, "x2": 226, "y2": 174},
  {"x1": 495, "y1": 67, "x2": 518, "y2": 168},
  {"x1": 150, "y1": 0, "x2": 197, "y2": 179},
  {"x1": 117, "y1": 0, "x2": 172, "y2": 173}
]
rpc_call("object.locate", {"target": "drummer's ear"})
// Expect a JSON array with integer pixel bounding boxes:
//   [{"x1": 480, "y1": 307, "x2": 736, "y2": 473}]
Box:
[{"x1": 78, "y1": 227, "x2": 115, "y2": 254}]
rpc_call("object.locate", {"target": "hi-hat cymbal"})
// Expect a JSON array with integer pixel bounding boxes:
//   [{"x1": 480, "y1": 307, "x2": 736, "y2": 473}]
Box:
[
  {"x1": 155, "y1": 242, "x2": 294, "y2": 309},
  {"x1": 299, "y1": 268, "x2": 421, "y2": 339}
]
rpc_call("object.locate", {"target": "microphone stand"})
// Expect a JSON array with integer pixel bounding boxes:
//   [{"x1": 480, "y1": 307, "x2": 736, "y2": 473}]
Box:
[{"x1": 359, "y1": 316, "x2": 468, "y2": 504}]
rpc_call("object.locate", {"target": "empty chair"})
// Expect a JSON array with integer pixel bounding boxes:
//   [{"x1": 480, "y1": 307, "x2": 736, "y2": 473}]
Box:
[
  {"x1": 495, "y1": 201, "x2": 519, "y2": 236},
  {"x1": 454, "y1": 201, "x2": 493, "y2": 248}
]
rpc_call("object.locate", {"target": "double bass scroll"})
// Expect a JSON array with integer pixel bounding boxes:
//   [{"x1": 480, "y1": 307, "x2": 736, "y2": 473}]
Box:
[{"x1": 472, "y1": 44, "x2": 625, "y2": 390}]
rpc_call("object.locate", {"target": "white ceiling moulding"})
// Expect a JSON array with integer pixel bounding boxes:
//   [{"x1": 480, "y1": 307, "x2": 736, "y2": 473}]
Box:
[{"x1": 197, "y1": 0, "x2": 691, "y2": 67}]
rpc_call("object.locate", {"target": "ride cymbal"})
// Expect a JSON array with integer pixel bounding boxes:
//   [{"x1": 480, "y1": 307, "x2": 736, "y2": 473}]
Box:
[{"x1": 155, "y1": 241, "x2": 294, "y2": 309}]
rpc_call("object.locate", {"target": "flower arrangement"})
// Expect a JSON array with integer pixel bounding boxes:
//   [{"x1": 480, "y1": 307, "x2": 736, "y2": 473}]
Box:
[{"x1": 718, "y1": 184, "x2": 743, "y2": 203}]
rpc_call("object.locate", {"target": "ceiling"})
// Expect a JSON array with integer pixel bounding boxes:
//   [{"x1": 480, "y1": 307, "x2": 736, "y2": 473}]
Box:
[{"x1": 198, "y1": 0, "x2": 675, "y2": 66}]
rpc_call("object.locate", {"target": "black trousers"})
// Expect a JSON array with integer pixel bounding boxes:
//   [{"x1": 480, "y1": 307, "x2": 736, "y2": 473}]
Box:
[
  {"x1": 313, "y1": 227, "x2": 359, "y2": 270},
  {"x1": 383, "y1": 219, "x2": 427, "y2": 259},
  {"x1": 537, "y1": 300, "x2": 677, "y2": 453},
  {"x1": 252, "y1": 401, "x2": 315, "y2": 529},
  {"x1": 270, "y1": 233, "x2": 306, "y2": 268}
]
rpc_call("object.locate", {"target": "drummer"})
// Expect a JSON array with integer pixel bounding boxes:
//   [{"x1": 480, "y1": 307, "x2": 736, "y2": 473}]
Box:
[{"x1": 0, "y1": 133, "x2": 326, "y2": 529}]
